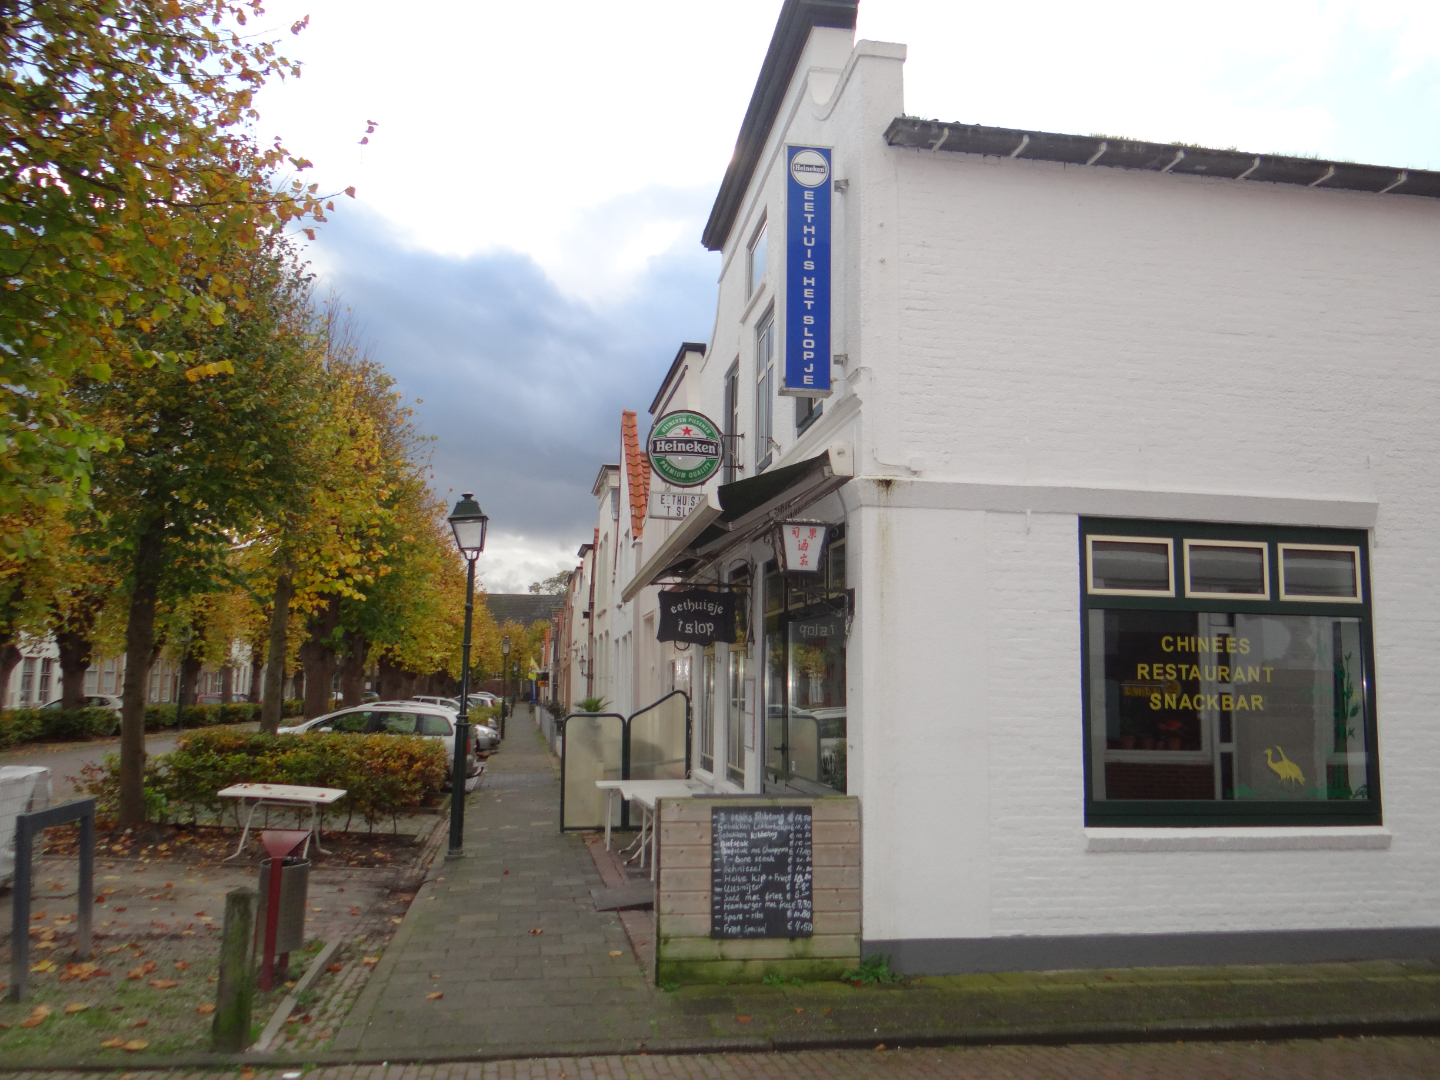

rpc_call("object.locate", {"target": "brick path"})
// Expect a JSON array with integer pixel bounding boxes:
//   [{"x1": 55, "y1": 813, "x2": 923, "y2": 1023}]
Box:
[
  {"x1": 9, "y1": 1038, "x2": 1440, "y2": 1079},
  {"x1": 334, "y1": 721, "x2": 660, "y2": 1052}
]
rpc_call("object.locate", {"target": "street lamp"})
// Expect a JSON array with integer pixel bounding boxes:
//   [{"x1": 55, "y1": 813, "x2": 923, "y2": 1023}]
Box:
[
  {"x1": 446, "y1": 492, "x2": 489, "y2": 860},
  {"x1": 500, "y1": 635, "x2": 511, "y2": 739}
]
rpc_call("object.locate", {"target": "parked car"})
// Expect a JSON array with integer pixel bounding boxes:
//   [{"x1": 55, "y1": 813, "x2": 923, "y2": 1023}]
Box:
[
  {"x1": 278, "y1": 703, "x2": 488, "y2": 782},
  {"x1": 411, "y1": 695, "x2": 461, "y2": 711},
  {"x1": 40, "y1": 694, "x2": 123, "y2": 734},
  {"x1": 40, "y1": 694, "x2": 122, "y2": 713},
  {"x1": 466, "y1": 692, "x2": 498, "y2": 709}
]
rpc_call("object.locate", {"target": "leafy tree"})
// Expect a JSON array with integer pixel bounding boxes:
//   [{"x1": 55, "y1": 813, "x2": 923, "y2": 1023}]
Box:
[
  {"x1": 0, "y1": 0, "x2": 339, "y2": 538},
  {"x1": 81, "y1": 234, "x2": 318, "y2": 826},
  {"x1": 529, "y1": 571, "x2": 572, "y2": 595}
]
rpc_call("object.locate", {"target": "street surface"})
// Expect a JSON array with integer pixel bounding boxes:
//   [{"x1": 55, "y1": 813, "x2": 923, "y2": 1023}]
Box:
[
  {"x1": 0, "y1": 725, "x2": 249, "y2": 802},
  {"x1": 18, "y1": 1040, "x2": 1437, "y2": 1079}
]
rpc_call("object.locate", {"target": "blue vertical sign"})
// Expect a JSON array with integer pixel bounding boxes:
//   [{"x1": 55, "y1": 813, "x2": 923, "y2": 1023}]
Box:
[{"x1": 783, "y1": 146, "x2": 831, "y2": 397}]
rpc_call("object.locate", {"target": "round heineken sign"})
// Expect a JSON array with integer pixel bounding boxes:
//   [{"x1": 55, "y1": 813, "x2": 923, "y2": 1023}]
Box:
[{"x1": 648, "y1": 410, "x2": 723, "y2": 488}]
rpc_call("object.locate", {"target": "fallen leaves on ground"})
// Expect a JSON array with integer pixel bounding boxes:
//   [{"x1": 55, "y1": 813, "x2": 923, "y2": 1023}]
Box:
[
  {"x1": 64, "y1": 1003, "x2": 90, "y2": 1014},
  {"x1": 101, "y1": 1038, "x2": 126, "y2": 1048},
  {"x1": 327, "y1": 963, "x2": 344, "y2": 972},
  {"x1": 196, "y1": 1003, "x2": 216, "y2": 1014},
  {"x1": 361, "y1": 956, "x2": 379, "y2": 965},
  {"x1": 389, "y1": 917, "x2": 402, "y2": 924},
  {"x1": 126, "y1": 961, "x2": 158, "y2": 979},
  {"x1": 608, "y1": 950, "x2": 623, "y2": 957},
  {"x1": 123, "y1": 1039, "x2": 149, "y2": 1052},
  {"x1": 20, "y1": 1004, "x2": 51, "y2": 1027},
  {"x1": 528, "y1": 928, "x2": 543, "y2": 935},
  {"x1": 60, "y1": 962, "x2": 110, "y2": 982},
  {"x1": 29, "y1": 959, "x2": 55, "y2": 973},
  {"x1": 425, "y1": 992, "x2": 443, "y2": 1000},
  {"x1": 173, "y1": 960, "x2": 190, "y2": 971},
  {"x1": 130, "y1": 1018, "x2": 149, "y2": 1028},
  {"x1": 735, "y1": 1014, "x2": 752, "y2": 1023},
  {"x1": 148, "y1": 977, "x2": 179, "y2": 989},
  {"x1": 349, "y1": 907, "x2": 361, "y2": 916},
  {"x1": 240, "y1": 1070, "x2": 256, "y2": 1080}
]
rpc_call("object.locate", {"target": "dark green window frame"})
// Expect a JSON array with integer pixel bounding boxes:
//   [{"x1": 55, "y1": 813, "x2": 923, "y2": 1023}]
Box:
[{"x1": 1081, "y1": 517, "x2": 1381, "y2": 828}]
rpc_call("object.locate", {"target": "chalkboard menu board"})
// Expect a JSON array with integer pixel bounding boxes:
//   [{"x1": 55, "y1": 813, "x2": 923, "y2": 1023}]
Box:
[{"x1": 710, "y1": 805, "x2": 813, "y2": 939}]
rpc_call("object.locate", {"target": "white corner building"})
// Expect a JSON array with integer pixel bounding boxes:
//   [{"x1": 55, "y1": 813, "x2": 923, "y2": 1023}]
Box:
[{"x1": 600, "y1": 0, "x2": 1440, "y2": 973}]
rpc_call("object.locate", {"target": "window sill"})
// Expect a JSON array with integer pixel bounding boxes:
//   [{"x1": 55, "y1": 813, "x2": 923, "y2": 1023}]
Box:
[{"x1": 1084, "y1": 826, "x2": 1392, "y2": 852}]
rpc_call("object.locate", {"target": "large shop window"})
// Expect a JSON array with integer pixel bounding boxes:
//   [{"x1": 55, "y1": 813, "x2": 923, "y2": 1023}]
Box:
[
  {"x1": 1081, "y1": 519, "x2": 1379, "y2": 827},
  {"x1": 764, "y1": 531, "x2": 848, "y2": 795}
]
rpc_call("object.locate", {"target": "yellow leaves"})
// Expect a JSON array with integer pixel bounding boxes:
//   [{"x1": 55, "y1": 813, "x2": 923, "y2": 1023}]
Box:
[{"x1": 184, "y1": 360, "x2": 234, "y2": 382}]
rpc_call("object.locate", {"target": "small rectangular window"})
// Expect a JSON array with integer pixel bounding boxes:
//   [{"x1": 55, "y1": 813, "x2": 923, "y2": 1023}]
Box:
[
  {"x1": 796, "y1": 395, "x2": 822, "y2": 434},
  {"x1": 723, "y1": 362, "x2": 741, "y2": 484},
  {"x1": 1279, "y1": 545, "x2": 1362, "y2": 601},
  {"x1": 748, "y1": 218, "x2": 767, "y2": 296},
  {"x1": 755, "y1": 310, "x2": 775, "y2": 472},
  {"x1": 1086, "y1": 536, "x2": 1174, "y2": 596},
  {"x1": 1184, "y1": 540, "x2": 1269, "y2": 598}
]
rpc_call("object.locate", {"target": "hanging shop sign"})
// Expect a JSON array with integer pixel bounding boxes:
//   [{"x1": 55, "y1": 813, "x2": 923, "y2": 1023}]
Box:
[
  {"x1": 779, "y1": 522, "x2": 829, "y2": 573},
  {"x1": 649, "y1": 489, "x2": 706, "y2": 520},
  {"x1": 658, "y1": 590, "x2": 737, "y2": 645},
  {"x1": 782, "y1": 146, "x2": 832, "y2": 398},
  {"x1": 648, "y1": 410, "x2": 724, "y2": 488}
]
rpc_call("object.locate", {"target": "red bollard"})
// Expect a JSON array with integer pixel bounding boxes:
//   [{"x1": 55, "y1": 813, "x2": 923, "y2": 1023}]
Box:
[{"x1": 257, "y1": 830, "x2": 309, "y2": 991}]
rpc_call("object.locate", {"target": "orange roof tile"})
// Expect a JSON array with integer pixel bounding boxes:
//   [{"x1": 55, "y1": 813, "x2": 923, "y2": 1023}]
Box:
[{"x1": 621, "y1": 410, "x2": 649, "y2": 538}]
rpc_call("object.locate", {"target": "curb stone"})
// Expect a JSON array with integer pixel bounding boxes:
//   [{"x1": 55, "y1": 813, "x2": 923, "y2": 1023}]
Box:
[{"x1": 3, "y1": 1009, "x2": 1440, "y2": 1071}]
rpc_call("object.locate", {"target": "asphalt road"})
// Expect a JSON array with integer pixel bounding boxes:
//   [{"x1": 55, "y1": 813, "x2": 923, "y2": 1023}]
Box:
[{"x1": 0, "y1": 726, "x2": 243, "y2": 803}]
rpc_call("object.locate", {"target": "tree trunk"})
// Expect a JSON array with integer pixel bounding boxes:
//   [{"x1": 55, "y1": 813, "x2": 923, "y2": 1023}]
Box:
[
  {"x1": 220, "y1": 665, "x2": 234, "y2": 703},
  {"x1": 338, "y1": 628, "x2": 367, "y2": 708},
  {"x1": 180, "y1": 651, "x2": 202, "y2": 708},
  {"x1": 378, "y1": 655, "x2": 404, "y2": 700},
  {"x1": 247, "y1": 655, "x2": 263, "y2": 703},
  {"x1": 398, "y1": 669, "x2": 417, "y2": 701},
  {"x1": 0, "y1": 642, "x2": 20, "y2": 713},
  {"x1": 259, "y1": 571, "x2": 293, "y2": 733},
  {"x1": 290, "y1": 667, "x2": 304, "y2": 704},
  {"x1": 299, "y1": 596, "x2": 340, "y2": 720},
  {"x1": 56, "y1": 628, "x2": 95, "y2": 711},
  {"x1": 119, "y1": 519, "x2": 165, "y2": 828}
]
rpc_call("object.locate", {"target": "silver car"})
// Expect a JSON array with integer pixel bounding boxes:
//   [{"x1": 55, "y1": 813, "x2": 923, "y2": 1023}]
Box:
[{"x1": 279, "y1": 703, "x2": 484, "y2": 784}]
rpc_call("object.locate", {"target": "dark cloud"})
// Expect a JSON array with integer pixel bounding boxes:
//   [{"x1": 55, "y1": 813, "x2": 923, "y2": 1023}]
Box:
[{"x1": 309, "y1": 201, "x2": 718, "y2": 541}]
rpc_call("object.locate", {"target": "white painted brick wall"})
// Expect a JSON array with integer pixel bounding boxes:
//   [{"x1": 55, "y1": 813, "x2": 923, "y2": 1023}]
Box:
[{"x1": 687, "y1": 27, "x2": 1440, "y2": 945}]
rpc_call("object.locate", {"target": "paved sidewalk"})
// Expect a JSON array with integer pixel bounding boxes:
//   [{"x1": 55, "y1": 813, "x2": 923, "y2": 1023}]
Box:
[
  {"x1": 334, "y1": 719, "x2": 654, "y2": 1052},
  {"x1": 11, "y1": 1038, "x2": 1440, "y2": 1079},
  {"x1": 325, "y1": 715, "x2": 1440, "y2": 1063}
]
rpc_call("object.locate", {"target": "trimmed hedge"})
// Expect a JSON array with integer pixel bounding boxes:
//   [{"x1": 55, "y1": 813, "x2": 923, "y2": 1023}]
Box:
[
  {"x1": 0, "y1": 699, "x2": 305, "y2": 750},
  {"x1": 75, "y1": 727, "x2": 448, "y2": 832}
]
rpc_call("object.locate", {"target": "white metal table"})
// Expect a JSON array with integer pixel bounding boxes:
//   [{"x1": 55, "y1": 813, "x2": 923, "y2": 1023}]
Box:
[
  {"x1": 218, "y1": 783, "x2": 347, "y2": 861},
  {"x1": 0, "y1": 766, "x2": 51, "y2": 885},
  {"x1": 595, "y1": 778, "x2": 711, "y2": 879}
]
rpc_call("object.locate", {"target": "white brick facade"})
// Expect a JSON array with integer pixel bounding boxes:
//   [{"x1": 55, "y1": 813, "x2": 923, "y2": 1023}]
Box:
[{"x1": 629, "y1": 11, "x2": 1440, "y2": 969}]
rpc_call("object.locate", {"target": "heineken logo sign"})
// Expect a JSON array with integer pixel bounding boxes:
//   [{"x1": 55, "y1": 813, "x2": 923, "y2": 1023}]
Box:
[{"x1": 647, "y1": 410, "x2": 723, "y2": 488}]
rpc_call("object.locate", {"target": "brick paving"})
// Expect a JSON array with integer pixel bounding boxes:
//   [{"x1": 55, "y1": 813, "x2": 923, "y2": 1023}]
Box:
[
  {"x1": 8, "y1": 1038, "x2": 1440, "y2": 1078},
  {"x1": 334, "y1": 719, "x2": 655, "y2": 1052}
]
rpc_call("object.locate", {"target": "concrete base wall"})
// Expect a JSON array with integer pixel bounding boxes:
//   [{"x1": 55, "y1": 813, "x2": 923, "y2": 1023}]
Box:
[{"x1": 866, "y1": 926, "x2": 1440, "y2": 976}]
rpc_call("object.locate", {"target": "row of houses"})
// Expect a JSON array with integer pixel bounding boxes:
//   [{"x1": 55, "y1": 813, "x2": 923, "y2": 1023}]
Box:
[{"x1": 543, "y1": 0, "x2": 1440, "y2": 975}]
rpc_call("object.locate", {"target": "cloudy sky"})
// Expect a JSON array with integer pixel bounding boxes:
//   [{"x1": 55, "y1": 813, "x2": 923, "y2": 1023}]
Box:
[{"x1": 250, "y1": 0, "x2": 1440, "y2": 592}]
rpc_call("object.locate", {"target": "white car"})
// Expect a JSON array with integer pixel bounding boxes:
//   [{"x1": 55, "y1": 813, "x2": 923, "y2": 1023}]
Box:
[
  {"x1": 279, "y1": 703, "x2": 484, "y2": 783},
  {"x1": 41, "y1": 694, "x2": 124, "y2": 734}
]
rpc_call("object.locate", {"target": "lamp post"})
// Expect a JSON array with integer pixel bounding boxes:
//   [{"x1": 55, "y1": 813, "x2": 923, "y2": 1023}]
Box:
[
  {"x1": 446, "y1": 492, "x2": 489, "y2": 860},
  {"x1": 500, "y1": 635, "x2": 511, "y2": 740}
]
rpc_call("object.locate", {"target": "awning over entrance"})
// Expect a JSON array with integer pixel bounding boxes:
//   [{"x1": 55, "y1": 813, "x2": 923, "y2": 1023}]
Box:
[{"x1": 621, "y1": 442, "x2": 853, "y2": 602}]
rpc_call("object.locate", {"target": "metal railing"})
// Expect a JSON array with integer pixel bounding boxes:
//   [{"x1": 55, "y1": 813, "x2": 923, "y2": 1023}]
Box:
[{"x1": 558, "y1": 690, "x2": 691, "y2": 831}]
